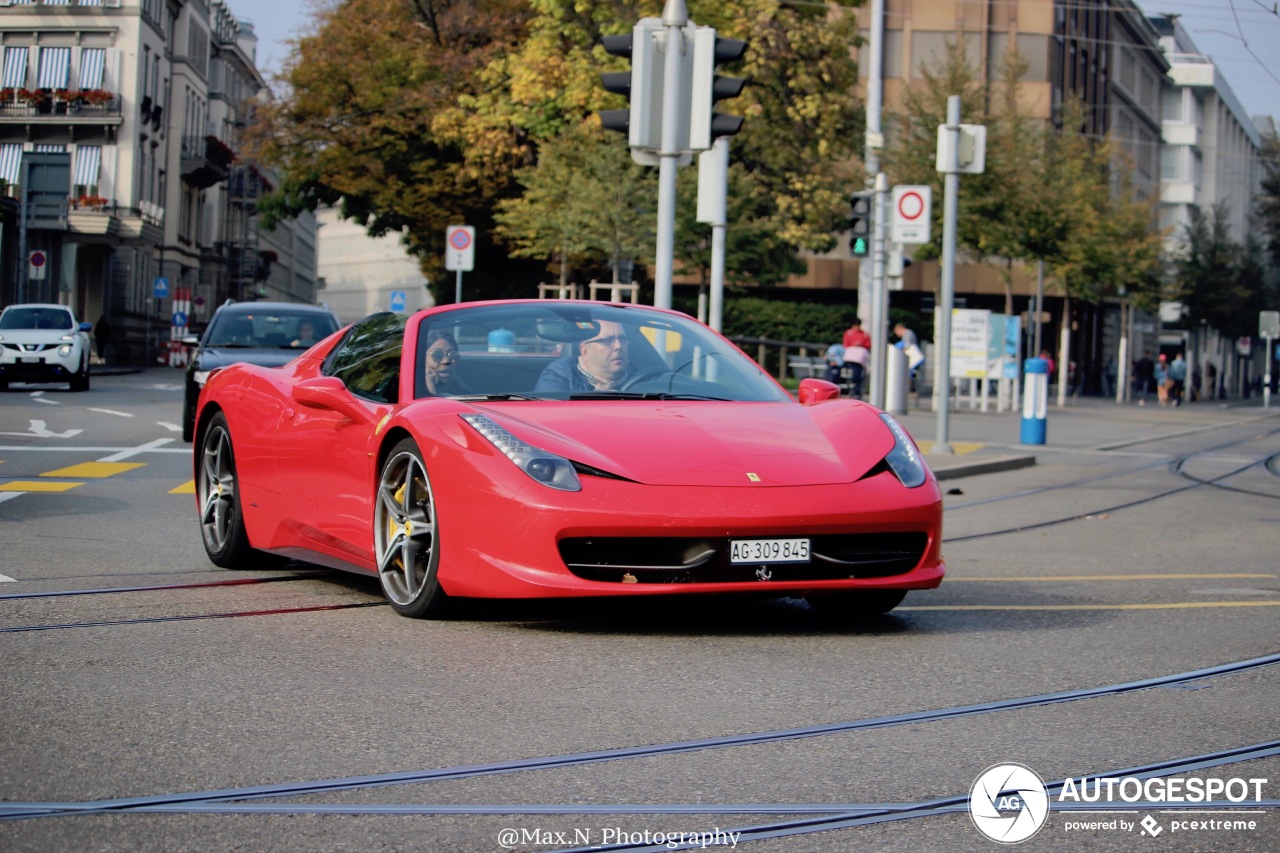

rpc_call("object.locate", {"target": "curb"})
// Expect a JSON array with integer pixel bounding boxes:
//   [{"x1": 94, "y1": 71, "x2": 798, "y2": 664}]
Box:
[{"x1": 928, "y1": 454, "x2": 1037, "y2": 481}]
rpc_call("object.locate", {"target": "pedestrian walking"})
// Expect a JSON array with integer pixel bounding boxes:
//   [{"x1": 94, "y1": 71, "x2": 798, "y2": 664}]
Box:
[
  {"x1": 1168, "y1": 352, "x2": 1188, "y2": 406},
  {"x1": 1134, "y1": 351, "x2": 1155, "y2": 405},
  {"x1": 1155, "y1": 354, "x2": 1169, "y2": 406},
  {"x1": 842, "y1": 318, "x2": 872, "y2": 398},
  {"x1": 93, "y1": 315, "x2": 112, "y2": 364}
]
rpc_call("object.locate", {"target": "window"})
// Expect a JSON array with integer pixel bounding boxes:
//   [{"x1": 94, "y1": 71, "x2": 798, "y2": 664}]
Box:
[
  {"x1": 323, "y1": 313, "x2": 404, "y2": 404},
  {"x1": 79, "y1": 47, "x2": 105, "y2": 89},
  {"x1": 74, "y1": 145, "x2": 102, "y2": 198},
  {"x1": 2, "y1": 47, "x2": 28, "y2": 88},
  {"x1": 0, "y1": 143, "x2": 21, "y2": 186},
  {"x1": 36, "y1": 46, "x2": 71, "y2": 89}
]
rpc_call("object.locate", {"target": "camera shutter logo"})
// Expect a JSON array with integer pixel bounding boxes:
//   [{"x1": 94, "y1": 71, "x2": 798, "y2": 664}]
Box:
[{"x1": 969, "y1": 763, "x2": 1049, "y2": 844}]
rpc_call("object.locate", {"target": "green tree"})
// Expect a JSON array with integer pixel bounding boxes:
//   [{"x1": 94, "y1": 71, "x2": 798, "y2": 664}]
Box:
[{"x1": 1172, "y1": 203, "x2": 1262, "y2": 338}]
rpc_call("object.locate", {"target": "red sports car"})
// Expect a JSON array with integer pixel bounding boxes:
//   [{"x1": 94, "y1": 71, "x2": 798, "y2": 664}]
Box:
[{"x1": 193, "y1": 301, "x2": 943, "y2": 619}]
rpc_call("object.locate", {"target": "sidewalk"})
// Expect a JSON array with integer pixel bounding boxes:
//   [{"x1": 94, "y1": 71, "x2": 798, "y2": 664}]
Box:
[{"x1": 894, "y1": 393, "x2": 1280, "y2": 481}]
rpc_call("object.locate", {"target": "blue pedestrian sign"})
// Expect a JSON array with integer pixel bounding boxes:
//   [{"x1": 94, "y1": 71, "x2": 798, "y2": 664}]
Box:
[
  {"x1": 171, "y1": 311, "x2": 188, "y2": 327},
  {"x1": 389, "y1": 290, "x2": 407, "y2": 313},
  {"x1": 153, "y1": 277, "x2": 169, "y2": 299}
]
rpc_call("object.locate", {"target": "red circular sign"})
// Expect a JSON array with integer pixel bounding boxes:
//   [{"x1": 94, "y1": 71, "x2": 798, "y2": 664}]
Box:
[
  {"x1": 448, "y1": 229, "x2": 472, "y2": 250},
  {"x1": 897, "y1": 191, "x2": 925, "y2": 221},
  {"x1": 30, "y1": 251, "x2": 46, "y2": 267}
]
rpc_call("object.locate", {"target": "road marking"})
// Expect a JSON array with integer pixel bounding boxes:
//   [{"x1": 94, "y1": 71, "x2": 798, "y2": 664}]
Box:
[
  {"x1": 100, "y1": 438, "x2": 174, "y2": 462},
  {"x1": 0, "y1": 480, "x2": 82, "y2": 492},
  {"x1": 41, "y1": 461, "x2": 144, "y2": 478},
  {"x1": 33, "y1": 396, "x2": 57, "y2": 405},
  {"x1": 157, "y1": 422, "x2": 182, "y2": 432},
  {"x1": 0, "y1": 572, "x2": 14, "y2": 582},
  {"x1": 916, "y1": 441, "x2": 982, "y2": 455},
  {"x1": 0, "y1": 420, "x2": 83, "y2": 439},
  {"x1": 171, "y1": 481, "x2": 196, "y2": 494},
  {"x1": 902, "y1": 601, "x2": 1280, "y2": 611},
  {"x1": 949, "y1": 573, "x2": 1277, "y2": 582},
  {"x1": 0, "y1": 445, "x2": 188, "y2": 453},
  {"x1": 87, "y1": 408, "x2": 134, "y2": 418}
]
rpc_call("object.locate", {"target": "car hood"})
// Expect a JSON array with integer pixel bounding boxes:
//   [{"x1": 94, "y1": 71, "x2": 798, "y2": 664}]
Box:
[
  {"x1": 0, "y1": 330, "x2": 82, "y2": 345},
  {"x1": 196, "y1": 347, "x2": 300, "y2": 370},
  {"x1": 476, "y1": 401, "x2": 896, "y2": 487}
]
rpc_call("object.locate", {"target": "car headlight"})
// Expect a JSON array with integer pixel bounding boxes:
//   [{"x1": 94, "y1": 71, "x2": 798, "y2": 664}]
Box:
[
  {"x1": 192, "y1": 370, "x2": 210, "y2": 387},
  {"x1": 57, "y1": 344, "x2": 73, "y2": 357},
  {"x1": 461, "y1": 414, "x2": 581, "y2": 492},
  {"x1": 878, "y1": 413, "x2": 927, "y2": 488}
]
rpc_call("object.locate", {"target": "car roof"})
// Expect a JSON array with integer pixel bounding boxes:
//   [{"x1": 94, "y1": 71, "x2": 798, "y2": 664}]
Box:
[
  {"x1": 1, "y1": 303, "x2": 72, "y2": 312},
  {"x1": 212, "y1": 301, "x2": 335, "y2": 316}
]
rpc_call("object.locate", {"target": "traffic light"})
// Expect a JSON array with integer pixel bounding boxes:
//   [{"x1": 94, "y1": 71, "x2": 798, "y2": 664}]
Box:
[
  {"x1": 598, "y1": 22, "x2": 664, "y2": 151},
  {"x1": 849, "y1": 191, "x2": 872, "y2": 257},
  {"x1": 688, "y1": 27, "x2": 747, "y2": 151}
]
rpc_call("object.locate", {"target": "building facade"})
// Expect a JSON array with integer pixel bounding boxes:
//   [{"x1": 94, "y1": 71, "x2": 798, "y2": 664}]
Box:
[{"x1": 0, "y1": 0, "x2": 319, "y2": 365}]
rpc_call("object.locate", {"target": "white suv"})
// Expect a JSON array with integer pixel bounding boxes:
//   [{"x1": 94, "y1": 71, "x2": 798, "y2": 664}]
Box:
[{"x1": 0, "y1": 303, "x2": 93, "y2": 391}]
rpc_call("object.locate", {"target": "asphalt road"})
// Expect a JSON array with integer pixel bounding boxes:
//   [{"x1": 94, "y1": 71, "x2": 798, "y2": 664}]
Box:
[{"x1": 1, "y1": 370, "x2": 1278, "y2": 852}]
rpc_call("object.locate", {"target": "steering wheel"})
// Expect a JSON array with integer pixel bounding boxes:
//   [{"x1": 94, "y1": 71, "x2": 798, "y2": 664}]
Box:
[{"x1": 619, "y1": 367, "x2": 674, "y2": 391}]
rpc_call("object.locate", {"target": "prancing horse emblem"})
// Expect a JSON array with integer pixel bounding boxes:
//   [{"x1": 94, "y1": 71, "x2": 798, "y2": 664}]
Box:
[
  {"x1": 755, "y1": 567, "x2": 773, "y2": 581},
  {"x1": 746, "y1": 473, "x2": 761, "y2": 482}
]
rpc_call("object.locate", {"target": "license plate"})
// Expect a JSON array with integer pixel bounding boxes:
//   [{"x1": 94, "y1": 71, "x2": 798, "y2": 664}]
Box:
[
  {"x1": 20, "y1": 357, "x2": 41, "y2": 364},
  {"x1": 729, "y1": 538, "x2": 810, "y2": 564}
]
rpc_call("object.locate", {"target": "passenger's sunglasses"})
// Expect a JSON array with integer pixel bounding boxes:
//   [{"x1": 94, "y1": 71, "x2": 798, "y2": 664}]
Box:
[
  {"x1": 428, "y1": 347, "x2": 459, "y2": 364},
  {"x1": 585, "y1": 334, "x2": 628, "y2": 348}
]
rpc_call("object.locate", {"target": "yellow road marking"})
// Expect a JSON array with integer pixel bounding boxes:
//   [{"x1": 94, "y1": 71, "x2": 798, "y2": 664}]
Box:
[
  {"x1": 0, "y1": 480, "x2": 83, "y2": 492},
  {"x1": 949, "y1": 574, "x2": 1276, "y2": 582},
  {"x1": 902, "y1": 601, "x2": 1280, "y2": 611},
  {"x1": 170, "y1": 480, "x2": 196, "y2": 494},
  {"x1": 41, "y1": 461, "x2": 144, "y2": 478},
  {"x1": 918, "y1": 441, "x2": 982, "y2": 455}
]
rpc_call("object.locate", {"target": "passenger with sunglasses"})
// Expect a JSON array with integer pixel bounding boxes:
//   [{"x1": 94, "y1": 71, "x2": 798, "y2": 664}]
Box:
[
  {"x1": 535, "y1": 320, "x2": 634, "y2": 393},
  {"x1": 422, "y1": 331, "x2": 470, "y2": 396}
]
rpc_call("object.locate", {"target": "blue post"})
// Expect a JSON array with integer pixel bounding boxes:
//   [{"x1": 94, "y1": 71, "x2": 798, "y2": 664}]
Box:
[{"x1": 1021, "y1": 357, "x2": 1048, "y2": 445}]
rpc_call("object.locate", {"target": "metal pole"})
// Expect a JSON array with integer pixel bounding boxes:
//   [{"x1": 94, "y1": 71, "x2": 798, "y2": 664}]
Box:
[
  {"x1": 869, "y1": 172, "x2": 889, "y2": 409},
  {"x1": 455, "y1": 269, "x2": 462, "y2": 304},
  {"x1": 1266, "y1": 335, "x2": 1274, "y2": 410},
  {"x1": 1034, "y1": 259, "x2": 1044, "y2": 358},
  {"x1": 860, "y1": 0, "x2": 885, "y2": 393},
  {"x1": 934, "y1": 95, "x2": 961, "y2": 455},
  {"x1": 705, "y1": 138, "x2": 728, "y2": 332},
  {"x1": 652, "y1": 0, "x2": 689, "y2": 311}
]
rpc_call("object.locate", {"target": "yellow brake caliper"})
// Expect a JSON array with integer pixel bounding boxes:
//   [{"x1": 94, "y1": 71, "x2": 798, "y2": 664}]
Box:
[{"x1": 389, "y1": 482, "x2": 410, "y2": 570}]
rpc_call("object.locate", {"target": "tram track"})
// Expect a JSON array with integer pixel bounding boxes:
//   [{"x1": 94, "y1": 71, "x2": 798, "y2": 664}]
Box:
[{"x1": 2, "y1": 652, "x2": 1276, "y2": 822}]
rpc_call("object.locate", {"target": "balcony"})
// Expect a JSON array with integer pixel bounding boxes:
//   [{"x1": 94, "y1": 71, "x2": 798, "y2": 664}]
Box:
[
  {"x1": 181, "y1": 134, "x2": 235, "y2": 189},
  {"x1": 65, "y1": 200, "x2": 163, "y2": 245},
  {"x1": 0, "y1": 88, "x2": 123, "y2": 124}
]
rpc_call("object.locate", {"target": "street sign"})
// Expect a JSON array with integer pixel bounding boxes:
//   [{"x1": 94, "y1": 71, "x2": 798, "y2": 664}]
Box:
[
  {"x1": 28, "y1": 250, "x2": 47, "y2": 281},
  {"x1": 389, "y1": 290, "x2": 407, "y2": 313},
  {"x1": 1261, "y1": 311, "x2": 1280, "y2": 339},
  {"x1": 153, "y1": 277, "x2": 170, "y2": 299},
  {"x1": 891, "y1": 185, "x2": 932, "y2": 244},
  {"x1": 950, "y1": 308, "x2": 990, "y2": 379},
  {"x1": 171, "y1": 311, "x2": 188, "y2": 327},
  {"x1": 445, "y1": 225, "x2": 475, "y2": 272}
]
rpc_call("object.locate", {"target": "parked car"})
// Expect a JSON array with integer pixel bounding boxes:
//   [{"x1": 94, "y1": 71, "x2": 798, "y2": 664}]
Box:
[
  {"x1": 192, "y1": 300, "x2": 945, "y2": 620},
  {"x1": 181, "y1": 300, "x2": 340, "y2": 441},
  {"x1": 0, "y1": 303, "x2": 93, "y2": 391}
]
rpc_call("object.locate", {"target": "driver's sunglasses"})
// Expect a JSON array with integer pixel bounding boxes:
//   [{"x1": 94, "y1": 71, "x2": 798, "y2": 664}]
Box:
[
  {"x1": 428, "y1": 347, "x2": 459, "y2": 364},
  {"x1": 585, "y1": 334, "x2": 628, "y2": 348}
]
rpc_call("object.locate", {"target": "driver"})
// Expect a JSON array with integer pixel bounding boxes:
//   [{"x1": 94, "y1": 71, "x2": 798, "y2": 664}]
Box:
[{"x1": 534, "y1": 320, "x2": 634, "y2": 393}]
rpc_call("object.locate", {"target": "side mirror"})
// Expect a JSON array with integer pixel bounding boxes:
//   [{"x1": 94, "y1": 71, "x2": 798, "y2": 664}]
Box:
[
  {"x1": 798, "y1": 377, "x2": 842, "y2": 405},
  {"x1": 79, "y1": 322, "x2": 92, "y2": 332},
  {"x1": 180, "y1": 334, "x2": 200, "y2": 347},
  {"x1": 292, "y1": 376, "x2": 374, "y2": 424}
]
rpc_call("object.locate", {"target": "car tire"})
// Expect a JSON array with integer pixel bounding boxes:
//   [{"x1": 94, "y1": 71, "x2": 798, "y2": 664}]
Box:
[
  {"x1": 197, "y1": 413, "x2": 266, "y2": 568},
  {"x1": 374, "y1": 438, "x2": 449, "y2": 618},
  {"x1": 70, "y1": 356, "x2": 90, "y2": 392},
  {"x1": 806, "y1": 589, "x2": 907, "y2": 617},
  {"x1": 182, "y1": 388, "x2": 196, "y2": 443}
]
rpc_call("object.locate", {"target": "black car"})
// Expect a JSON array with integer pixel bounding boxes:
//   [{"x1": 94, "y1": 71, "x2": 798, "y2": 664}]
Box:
[{"x1": 182, "y1": 300, "x2": 341, "y2": 441}]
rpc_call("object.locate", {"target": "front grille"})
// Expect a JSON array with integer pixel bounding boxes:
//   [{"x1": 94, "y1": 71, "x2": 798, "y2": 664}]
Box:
[{"x1": 559, "y1": 533, "x2": 929, "y2": 584}]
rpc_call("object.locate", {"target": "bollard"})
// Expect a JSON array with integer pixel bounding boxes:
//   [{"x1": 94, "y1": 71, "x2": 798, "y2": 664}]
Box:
[
  {"x1": 487, "y1": 327, "x2": 515, "y2": 352},
  {"x1": 1021, "y1": 357, "x2": 1048, "y2": 444},
  {"x1": 884, "y1": 345, "x2": 908, "y2": 415}
]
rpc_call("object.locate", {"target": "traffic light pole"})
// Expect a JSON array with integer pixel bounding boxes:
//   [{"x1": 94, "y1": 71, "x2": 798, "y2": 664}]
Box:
[
  {"x1": 652, "y1": 0, "x2": 689, "y2": 311},
  {"x1": 869, "y1": 172, "x2": 889, "y2": 409},
  {"x1": 934, "y1": 95, "x2": 962, "y2": 455}
]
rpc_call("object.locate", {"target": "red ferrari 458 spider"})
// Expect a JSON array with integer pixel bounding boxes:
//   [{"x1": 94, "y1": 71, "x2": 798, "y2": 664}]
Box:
[{"x1": 193, "y1": 301, "x2": 944, "y2": 619}]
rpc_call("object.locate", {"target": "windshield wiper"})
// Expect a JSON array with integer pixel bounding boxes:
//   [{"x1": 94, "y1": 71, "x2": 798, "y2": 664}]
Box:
[{"x1": 450, "y1": 393, "x2": 544, "y2": 401}]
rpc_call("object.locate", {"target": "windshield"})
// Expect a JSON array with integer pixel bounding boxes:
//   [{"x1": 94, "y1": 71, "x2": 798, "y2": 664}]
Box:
[
  {"x1": 0, "y1": 307, "x2": 73, "y2": 331},
  {"x1": 413, "y1": 303, "x2": 789, "y2": 403},
  {"x1": 205, "y1": 310, "x2": 337, "y2": 348}
]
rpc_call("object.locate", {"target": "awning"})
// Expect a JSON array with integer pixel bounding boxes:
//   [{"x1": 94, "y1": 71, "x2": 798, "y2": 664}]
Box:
[
  {"x1": 74, "y1": 145, "x2": 101, "y2": 187},
  {"x1": 79, "y1": 48, "x2": 105, "y2": 89},
  {"x1": 2, "y1": 47, "x2": 28, "y2": 89},
  {"x1": 37, "y1": 46, "x2": 71, "y2": 89},
  {"x1": 0, "y1": 144, "x2": 22, "y2": 186}
]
